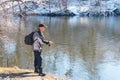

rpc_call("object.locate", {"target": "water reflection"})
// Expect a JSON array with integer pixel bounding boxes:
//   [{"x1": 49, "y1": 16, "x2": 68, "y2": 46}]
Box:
[
  {"x1": 0, "y1": 16, "x2": 120, "y2": 80},
  {"x1": 4, "y1": 41, "x2": 16, "y2": 55},
  {"x1": 98, "y1": 62, "x2": 120, "y2": 80}
]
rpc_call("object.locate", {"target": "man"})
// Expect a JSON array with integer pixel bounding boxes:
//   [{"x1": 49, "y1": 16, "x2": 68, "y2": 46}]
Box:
[{"x1": 33, "y1": 24, "x2": 53, "y2": 76}]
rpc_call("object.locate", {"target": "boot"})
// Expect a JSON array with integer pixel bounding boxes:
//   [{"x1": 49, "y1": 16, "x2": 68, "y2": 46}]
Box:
[
  {"x1": 34, "y1": 67, "x2": 39, "y2": 73},
  {"x1": 39, "y1": 68, "x2": 46, "y2": 76}
]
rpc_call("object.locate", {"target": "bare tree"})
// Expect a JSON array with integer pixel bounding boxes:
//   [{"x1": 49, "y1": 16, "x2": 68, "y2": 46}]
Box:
[
  {"x1": 95, "y1": 0, "x2": 101, "y2": 6},
  {"x1": 47, "y1": 0, "x2": 51, "y2": 13},
  {"x1": 89, "y1": 0, "x2": 102, "y2": 15},
  {"x1": 57, "y1": 0, "x2": 62, "y2": 11},
  {"x1": 61, "y1": 0, "x2": 69, "y2": 11},
  {"x1": 77, "y1": 0, "x2": 81, "y2": 12},
  {"x1": 0, "y1": 0, "x2": 10, "y2": 17}
]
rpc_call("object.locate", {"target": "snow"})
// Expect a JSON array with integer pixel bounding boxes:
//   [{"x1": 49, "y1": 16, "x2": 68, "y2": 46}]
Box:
[
  {"x1": 80, "y1": 6, "x2": 89, "y2": 13},
  {"x1": 68, "y1": 6, "x2": 80, "y2": 15},
  {"x1": 103, "y1": 0, "x2": 120, "y2": 10},
  {"x1": 27, "y1": 7, "x2": 49, "y2": 14},
  {"x1": 68, "y1": 5, "x2": 89, "y2": 15}
]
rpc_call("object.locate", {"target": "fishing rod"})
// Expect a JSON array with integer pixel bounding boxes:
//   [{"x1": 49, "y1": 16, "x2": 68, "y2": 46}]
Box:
[
  {"x1": 52, "y1": 41, "x2": 79, "y2": 46},
  {"x1": 54, "y1": 42, "x2": 70, "y2": 45}
]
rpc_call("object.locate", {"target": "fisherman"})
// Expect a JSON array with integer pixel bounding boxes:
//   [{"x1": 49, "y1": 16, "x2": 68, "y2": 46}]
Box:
[{"x1": 33, "y1": 24, "x2": 53, "y2": 76}]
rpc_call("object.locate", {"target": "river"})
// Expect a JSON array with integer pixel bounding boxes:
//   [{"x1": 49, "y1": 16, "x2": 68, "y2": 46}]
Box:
[{"x1": 0, "y1": 16, "x2": 120, "y2": 80}]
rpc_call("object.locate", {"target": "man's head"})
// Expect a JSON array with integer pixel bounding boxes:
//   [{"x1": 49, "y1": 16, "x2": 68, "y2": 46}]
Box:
[{"x1": 39, "y1": 24, "x2": 47, "y2": 32}]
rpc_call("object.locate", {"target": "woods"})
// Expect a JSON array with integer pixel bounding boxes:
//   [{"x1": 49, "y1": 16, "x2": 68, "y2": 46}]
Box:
[{"x1": 0, "y1": 0, "x2": 120, "y2": 17}]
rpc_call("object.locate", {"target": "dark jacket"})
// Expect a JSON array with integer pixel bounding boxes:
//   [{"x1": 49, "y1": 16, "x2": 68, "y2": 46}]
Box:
[{"x1": 33, "y1": 29, "x2": 49, "y2": 51}]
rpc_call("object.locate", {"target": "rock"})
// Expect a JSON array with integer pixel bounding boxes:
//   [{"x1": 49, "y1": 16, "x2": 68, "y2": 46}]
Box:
[
  {"x1": 80, "y1": 10, "x2": 116, "y2": 17},
  {"x1": 79, "y1": 11, "x2": 89, "y2": 16},
  {"x1": 41, "y1": 10, "x2": 76, "y2": 16},
  {"x1": 113, "y1": 8, "x2": 120, "y2": 15}
]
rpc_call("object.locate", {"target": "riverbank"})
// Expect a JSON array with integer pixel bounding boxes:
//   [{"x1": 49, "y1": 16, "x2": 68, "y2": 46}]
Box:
[
  {"x1": 0, "y1": 66, "x2": 68, "y2": 80},
  {"x1": 1, "y1": 0, "x2": 120, "y2": 17}
]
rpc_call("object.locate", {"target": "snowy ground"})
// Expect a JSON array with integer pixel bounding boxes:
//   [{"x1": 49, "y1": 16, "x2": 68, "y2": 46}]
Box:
[{"x1": 1, "y1": 0, "x2": 120, "y2": 16}]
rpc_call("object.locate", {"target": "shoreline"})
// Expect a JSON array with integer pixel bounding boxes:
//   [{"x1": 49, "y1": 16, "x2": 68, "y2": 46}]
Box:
[
  {"x1": 0, "y1": 66, "x2": 69, "y2": 80},
  {"x1": 16, "y1": 11, "x2": 120, "y2": 17}
]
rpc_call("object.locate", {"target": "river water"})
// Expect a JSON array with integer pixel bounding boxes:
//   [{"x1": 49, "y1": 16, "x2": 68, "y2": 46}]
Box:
[{"x1": 0, "y1": 16, "x2": 120, "y2": 80}]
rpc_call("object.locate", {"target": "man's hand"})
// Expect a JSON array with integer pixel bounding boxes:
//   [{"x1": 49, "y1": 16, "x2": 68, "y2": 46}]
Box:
[{"x1": 48, "y1": 41, "x2": 54, "y2": 46}]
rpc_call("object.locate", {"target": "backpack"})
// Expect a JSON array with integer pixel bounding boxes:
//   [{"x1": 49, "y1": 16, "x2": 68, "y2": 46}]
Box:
[{"x1": 24, "y1": 31, "x2": 34, "y2": 45}]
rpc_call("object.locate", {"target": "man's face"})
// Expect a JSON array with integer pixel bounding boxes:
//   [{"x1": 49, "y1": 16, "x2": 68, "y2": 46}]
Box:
[{"x1": 39, "y1": 27, "x2": 46, "y2": 32}]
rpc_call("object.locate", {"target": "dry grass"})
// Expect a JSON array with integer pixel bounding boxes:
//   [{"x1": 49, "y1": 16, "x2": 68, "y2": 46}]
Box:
[
  {"x1": 0, "y1": 66, "x2": 69, "y2": 80},
  {"x1": 0, "y1": 66, "x2": 33, "y2": 74}
]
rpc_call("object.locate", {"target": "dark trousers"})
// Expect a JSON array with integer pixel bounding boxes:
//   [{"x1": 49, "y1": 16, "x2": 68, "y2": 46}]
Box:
[{"x1": 34, "y1": 50, "x2": 42, "y2": 70}]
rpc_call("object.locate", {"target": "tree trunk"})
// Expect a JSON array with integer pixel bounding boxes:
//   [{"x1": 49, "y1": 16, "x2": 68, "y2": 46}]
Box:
[
  {"x1": 48, "y1": 0, "x2": 51, "y2": 13},
  {"x1": 62, "y1": 0, "x2": 68, "y2": 11}
]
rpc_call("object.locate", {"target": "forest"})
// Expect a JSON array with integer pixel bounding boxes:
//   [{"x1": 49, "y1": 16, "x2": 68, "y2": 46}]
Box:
[{"x1": 0, "y1": 0, "x2": 120, "y2": 17}]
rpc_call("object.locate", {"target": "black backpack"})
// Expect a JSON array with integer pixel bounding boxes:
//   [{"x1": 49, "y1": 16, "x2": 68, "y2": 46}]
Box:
[{"x1": 24, "y1": 31, "x2": 34, "y2": 45}]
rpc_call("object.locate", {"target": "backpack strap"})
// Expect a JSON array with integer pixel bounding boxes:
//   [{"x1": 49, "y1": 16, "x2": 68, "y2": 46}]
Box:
[
  {"x1": 36, "y1": 30, "x2": 44, "y2": 39},
  {"x1": 36, "y1": 30, "x2": 49, "y2": 45}
]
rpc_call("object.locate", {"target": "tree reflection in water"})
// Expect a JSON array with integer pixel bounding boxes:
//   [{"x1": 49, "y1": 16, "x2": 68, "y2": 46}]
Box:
[{"x1": 1, "y1": 16, "x2": 120, "y2": 80}]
